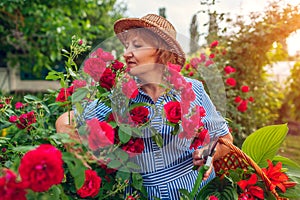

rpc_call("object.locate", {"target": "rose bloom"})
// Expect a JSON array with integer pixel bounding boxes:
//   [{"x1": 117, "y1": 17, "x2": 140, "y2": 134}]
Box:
[
  {"x1": 100, "y1": 68, "x2": 116, "y2": 90},
  {"x1": 122, "y1": 138, "x2": 145, "y2": 157},
  {"x1": 16, "y1": 111, "x2": 36, "y2": 130},
  {"x1": 210, "y1": 40, "x2": 219, "y2": 48},
  {"x1": 209, "y1": 53, "x2": 215, "y2": 59},
  {"x1": 83, "y1": 57, "x2": 106, "y2": 82},
  {"x1": 167, "y1": 62, "x2": 181, "y2": 72},
  {"x1": 224, "y1": 65, "x2": 236, "y2": 75},
  {"x1": 73, "y1": 79, "x2": 87, "y2": 89},
  {"x1": 237, "y1": 100, "x2": 248, "y2": 112},
  {"x1": 190, "y1": 58, "x2": 201, "y2": 68},
  {"x1": 225, "y1": 77, "x2": 236, "y2": 87},
  {"x1": 181, "y1": 82, "x2": 196, "y2": 104},
  {"x1": 112, "y1": 60, "x2": 125, "y2": 71},
  {"x1": 209, "y1": 196, "x2": 219, "y2": 200},
  {"x1": 189, "y1": 128, "x2": 209, "y2": 150},
  {"x1": 87, "y1": 118, "x2": 115, "y2": 150},
  {"x1": 164, "y1": 101, "x2": 181, "y2": 124},
  {"x1": 129, "y1": 106, "x2": 149, "y2": 125},
  {"x1": 77, "y1": 169, "x2": 101, "y2": 198},
  {"x1": 55, "y1": 86, "x2": 74, "y2": 102},
  {"x1": 205, "y1": 60, "x2": 214, "y2": 67},
  {"x1": 122, "y1": 78, "x2": 139, "y2": 99},
  {"x1": 241, "y1": 85, "x2": 250, "y2": 93},
  {"x1": 234, "y1": 96, "x2": 242, "y2": 103},
  {"x1": 9, "y1": 115, "x2": 18, "y2": 123},
  {"x1": 15, "y1": 102, "x2": 24, "y2": 109},
  {"x1": 126, "y1": 195, "x2": 136, "y2": 200},
  {"x1": 19, "y1": 144, "x2": 64, "y2": 192},
  {"x1": 0, "y1": 169, "x2": 27, "y2": 200}
]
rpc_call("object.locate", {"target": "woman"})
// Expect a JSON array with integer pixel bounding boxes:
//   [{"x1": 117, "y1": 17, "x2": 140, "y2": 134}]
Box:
[{"x1": 56, "y1": 14, "x2": 233, "y2": 199}]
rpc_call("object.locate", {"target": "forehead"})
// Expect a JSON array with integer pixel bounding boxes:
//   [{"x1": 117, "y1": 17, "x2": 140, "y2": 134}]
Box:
[{"x1": 123, "y1": 28, "x2": 159, "y2": 45}]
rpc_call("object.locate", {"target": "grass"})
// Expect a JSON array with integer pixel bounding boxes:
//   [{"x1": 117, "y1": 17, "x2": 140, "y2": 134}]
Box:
[{"x1": 278, "y1": 134, "x2": 300, "y2": 165}]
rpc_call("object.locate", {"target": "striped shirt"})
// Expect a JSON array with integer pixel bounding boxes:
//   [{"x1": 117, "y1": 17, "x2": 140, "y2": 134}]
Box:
[{"x1": 81, "y1": 77, "x2": 229, "y2": 199}]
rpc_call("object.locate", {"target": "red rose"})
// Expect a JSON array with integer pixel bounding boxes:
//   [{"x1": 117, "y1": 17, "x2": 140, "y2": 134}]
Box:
[
  {"x1": 122, "y1": 78, "x2": 138, "y2": 99},
  {"x1": 15, "y1": 102, "x2": 24, "y2": 109},
  {"x1": 225, "y1": 77, "x2": 236, "y2": 87},
  {"x1": 237, "y1": 100, "x2": 248, "y2": 112},
  {"x1": 234, "y1": 96, "x2": 242, "y2": 103},
  {"x1": 100, "y1": 68, "x2": 116, "y2": 90},
  {"x1": 0, "y1": 169, "x2": 27, "y2": 200},
  {"x1": 189, "y1": 58, "x2": 201, "y2": 68},
  {"x1": 205, "y1": 60, "x2": 214, "y2": 67},
  {"x1": 87, "y1": 118, "x2": 115, "y2": 150},
  {"x1": 19, "y1": 144, "x2": 64, "y2": 192},
  {"x1": 126, "y1": 195, "x2": 136, "y2": 200},
  {"x1": 56, "y1": 86, "x2": 74, "y2": 103},
  {"x1": 90, "y1": 48, "x2": 114, "y2": 62},
  {"x1": 73, "y1": 79, "x2": 87, "y2": 89},
  {"x1": 241, "y1": 85, "x2": 250, "y2": 93},
  {"x1": 129, "y1": 106, "x2": 149, "y2": 125},
  {"x1": 189, "y1": 129, "x2": 209, "y2": 150},
  {"x1": 181, "y1": 82, "x2": 196, "y2": 104},
  {"x1": 77, "y1": 169, "x2": 101, "y2": 198},
  {"x1": 209, "y1": 53, "x2": 215, "y2": 59},
  {"x1": 122, "y1": 138, "x2": 145, "y2": 157},
  {"x1": 209, "y1": 195, "x2": 219, "y2": 200},
  {"x1": 15, "y1": 111, "x2": 36, "y2": 130},
  {"x1": 167, "y1": 62, "x2": 181, "y2": 72},
  {"x1": 112, "y1": 60, "x2": 125, "y2": 71},
  {"x1": 249, "y1": 96, "x2": 254, "y2": 102},
  {"x1": 9, "y1": 115, "x2": 18, "y2": 123},
  {"x1": 224, "y1": 66, "x2": 236, "y2": 75},
  {"x1": 210, "y1": 40, "x2": 219, "y2": 48},
  {"x1": 83, "y1": 57, "x2": 106, "y2": 82},
  {"x1": 164, "y1": 101, "x2": 181, "y2": 124}
]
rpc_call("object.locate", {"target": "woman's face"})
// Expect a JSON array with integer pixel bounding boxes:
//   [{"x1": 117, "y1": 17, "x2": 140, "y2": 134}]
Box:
[{"x1": 123, "y1": 33, "x2": 159, "y2": 76}]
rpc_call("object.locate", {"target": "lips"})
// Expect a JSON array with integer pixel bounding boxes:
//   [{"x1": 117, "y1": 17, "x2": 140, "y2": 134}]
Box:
[{"x1": 126, "y1": 60, "x2": 137, "y2": 67}]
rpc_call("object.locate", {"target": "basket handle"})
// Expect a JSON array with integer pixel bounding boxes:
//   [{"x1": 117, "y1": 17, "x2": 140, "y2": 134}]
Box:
[{"x1": 217, "y1": 138, "x2": 287, "y2": 200}]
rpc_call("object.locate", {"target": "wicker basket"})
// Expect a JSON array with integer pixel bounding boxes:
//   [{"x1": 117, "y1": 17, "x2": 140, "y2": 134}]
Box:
[{"x1": 213, "y1": 138, "x2": 288, "y2": 200}]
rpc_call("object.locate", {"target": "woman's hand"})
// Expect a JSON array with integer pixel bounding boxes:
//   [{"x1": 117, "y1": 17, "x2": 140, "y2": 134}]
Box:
[
  {"x1": 192, "y1": 132, "x2": 233, "y2": 181},
  {"x1": 192, "y1": 149, "x2": 213, "y2": 181}
]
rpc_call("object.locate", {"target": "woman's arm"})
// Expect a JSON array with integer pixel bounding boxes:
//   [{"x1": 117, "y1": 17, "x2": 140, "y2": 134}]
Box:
[{"x1": 55, "y1": 111, "x2": 80, "y2": 142}]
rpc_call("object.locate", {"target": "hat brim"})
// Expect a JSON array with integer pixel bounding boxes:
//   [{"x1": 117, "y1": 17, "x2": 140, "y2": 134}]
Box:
[{"x1": 114, "y1": 18, "x2": 186, "y2": 66}]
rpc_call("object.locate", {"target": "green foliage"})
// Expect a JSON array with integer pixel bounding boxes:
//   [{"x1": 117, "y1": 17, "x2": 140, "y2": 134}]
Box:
[
  {"x1": 279, "y1": 61, "x2": 300, "y2": 122},
  {"x1": 0, "y1": 0, "x2": 126, "y2": 77},
  {"x1": 242, "y1": 124, "x2": 288, "y2": 167}
]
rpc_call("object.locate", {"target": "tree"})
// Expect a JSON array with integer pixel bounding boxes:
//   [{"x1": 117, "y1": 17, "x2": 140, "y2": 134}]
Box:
[
  {"x1": 220, "y1": 1, "x2": 300, "y2": 144},
  {"x1": 189, "y1": 14, "x2": 200, "y2": 54},
  {"x1": 0, "y1": 0, "x2": 126, "y2": 78}
]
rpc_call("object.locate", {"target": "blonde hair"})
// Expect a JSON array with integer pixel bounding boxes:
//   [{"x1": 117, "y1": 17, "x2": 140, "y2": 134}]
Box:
[{"x1": 123, "y1": 28, "x2": 179, "y2": 65}]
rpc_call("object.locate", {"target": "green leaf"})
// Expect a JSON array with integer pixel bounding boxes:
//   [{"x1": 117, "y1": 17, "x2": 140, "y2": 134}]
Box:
[
  {"x1": 107, "y1": 159, "x2": 122, "y2": 169},
  {"x1": 126, "y1": 161, "x2": 140, "y2": 170},
  {"x1": 72, "y1": 88, "x2": 89, "y2": 103},
  {"x1": 242, "y1": 124, "x2": 288, "y2": 167},
  {"x1": 179, "y1": 189, "x2": 192, "y2": 200},
  {"x1": 152, "y1": 133, "x2": 163, "y2": 148},
  {"x1": 116, "y1": 170, "x2": 130, "y2": 181},
  {"x1": 273, "y1": 155, "x2": 300, "y2": 169},
  {"x1": 115, "y1": 148, "x2": 129, "y2": 163},
  {"x1": 132, "y1": 172, "x2": 143, "y2": 190},
  {"x1": 62, "y1": 152, "x2": 86, "y2": 189},
  {"x1": 118, "y1": 125, "x2": 132, "y2": 144}
]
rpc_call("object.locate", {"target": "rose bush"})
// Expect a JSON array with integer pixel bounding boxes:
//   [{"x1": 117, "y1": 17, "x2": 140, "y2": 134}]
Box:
[{"x1": 0, "y1": 37, "x2": 299, "y2": 200}]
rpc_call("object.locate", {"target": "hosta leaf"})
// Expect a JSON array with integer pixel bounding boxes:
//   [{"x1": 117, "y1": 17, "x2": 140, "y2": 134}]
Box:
[{"x1": 242, "y1": 124, "x2": 288, "y2": 167}]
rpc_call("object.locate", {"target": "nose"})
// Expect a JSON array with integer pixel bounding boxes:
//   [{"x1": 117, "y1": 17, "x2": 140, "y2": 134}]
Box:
[{"x1": 123, "y1": 47, "x2": 134, "y2": 59}]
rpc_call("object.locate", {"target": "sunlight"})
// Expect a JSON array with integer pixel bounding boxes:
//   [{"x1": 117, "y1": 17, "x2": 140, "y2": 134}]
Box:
[{"x1": 286, "y1": 30, "x2": 300, "y2": 56}]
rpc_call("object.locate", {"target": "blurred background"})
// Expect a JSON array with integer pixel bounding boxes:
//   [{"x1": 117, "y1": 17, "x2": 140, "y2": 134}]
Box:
[{"x1": 0, "y1": 0, "x2": 299, "y2": 163}]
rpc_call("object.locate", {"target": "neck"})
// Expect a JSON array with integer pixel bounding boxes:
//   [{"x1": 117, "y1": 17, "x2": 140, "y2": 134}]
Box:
[{"x1": 141, "y1": 83, "x2": 166, "y2": 102}]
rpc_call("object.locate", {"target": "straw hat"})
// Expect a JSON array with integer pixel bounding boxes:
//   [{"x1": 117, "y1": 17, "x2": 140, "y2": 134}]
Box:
[{"x1": 114, "y1": 14, "x2": 186, "y2": 66}]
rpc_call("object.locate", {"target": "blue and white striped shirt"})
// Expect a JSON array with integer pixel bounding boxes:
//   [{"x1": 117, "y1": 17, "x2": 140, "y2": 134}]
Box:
[{"x1": 81, "y1": 77, "x2": 229, "y2": 199}]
